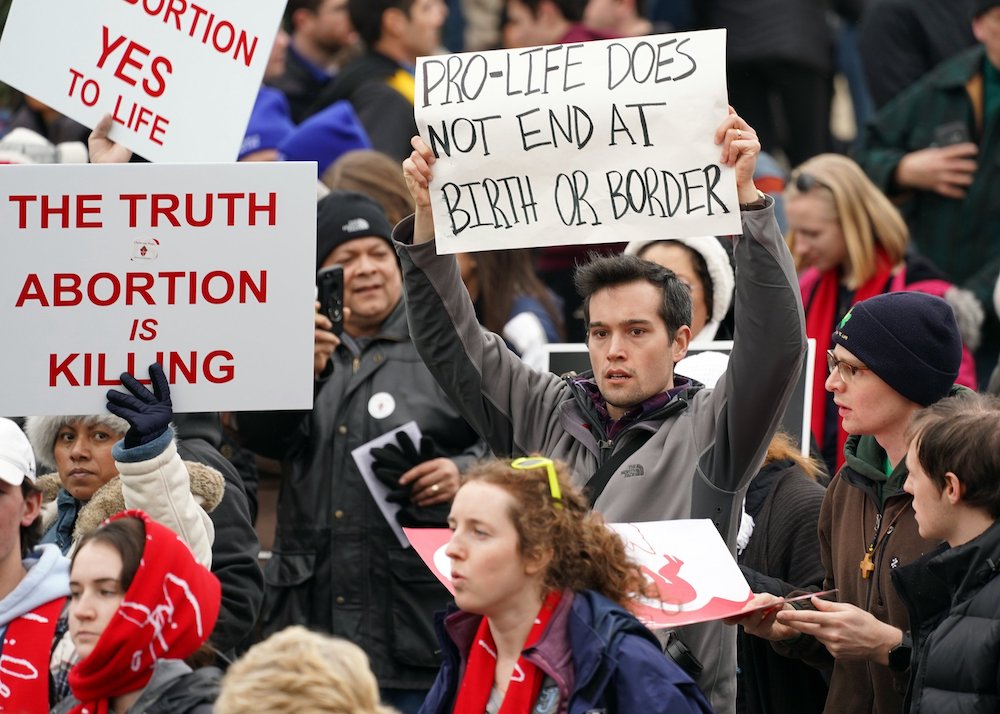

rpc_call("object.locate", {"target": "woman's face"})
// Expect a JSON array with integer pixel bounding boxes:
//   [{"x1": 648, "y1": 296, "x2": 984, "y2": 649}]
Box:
[
  {"x1": 69, "y1": 540, "x2": 124, "y2": 661},
  {"x1": 639, "y1": 242, "x2": 709, "y2": 337},
  {"x1": 445, "y1": 481, "x2": 546, "y2": 618},
  {"x1": 53, "y1": 421, "x2": 121, "y2": 501},
  {"x1": 787, "y1": 192, "x2": 849, "y2": 274}
]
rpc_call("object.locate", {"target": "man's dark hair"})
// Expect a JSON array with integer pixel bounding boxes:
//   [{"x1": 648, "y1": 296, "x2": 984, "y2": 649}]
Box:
[
  {"x1": 20, "y1": 481, "x2": 42, "y2": 559},
  {"x1": 906, "y1": 392, "x2": 1000, "y2": 518},
  {"x1": 349, "y1": 0, "x2": 413, "y2": 48},
  {"x1": 284, "y1": 0, "x2": 323, "y2": 31},
  {"x1": 513, "y1": 0, "x2": 588, "y2": 22},
  {"x1": 574, "y1": 252, "x2": 692, "y2": 339}
]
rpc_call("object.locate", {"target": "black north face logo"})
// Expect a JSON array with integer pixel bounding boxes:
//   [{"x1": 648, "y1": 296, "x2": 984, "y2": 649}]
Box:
[{"x1": 621, "y1": 464, "x2": 644, "y2": 479}]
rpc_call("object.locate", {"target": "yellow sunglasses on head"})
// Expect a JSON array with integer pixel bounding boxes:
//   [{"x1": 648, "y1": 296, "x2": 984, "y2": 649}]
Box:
[{"x1": 510, "y1": 456, "x2": 563, "y2": 509}]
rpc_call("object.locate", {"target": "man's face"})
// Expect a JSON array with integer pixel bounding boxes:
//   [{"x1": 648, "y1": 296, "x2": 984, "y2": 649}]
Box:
[
  {"x1": 322, "y1": 236, "x2": 402, "y2": 337},
  {"x1": 903, "y1": 438, "x2": 955, "y2": 544},
  {"x1": 824, "y1": 345, "x2": 917, "y2": 441},
  {"x1": 309, "y1": 0, "x2": 356, "y2": 54},
  {"x1": 0, "y1": 481, "x2": 40, "y2": 571},
  {"x1": 587, "y1": 280, "x2": 689, "y2": 420},
  {"x1": 504, "y1": 0, "x2": 550, "y2": 48},
  {"x1": 401, "y1": 0, "x2": 447, "y2": 60},
  {"x1": 974, "y1": 8, "x2": 1000, "y2": 69},
  {"x1": 583, "y1": 0, "x2": 622, "y2": 32}
]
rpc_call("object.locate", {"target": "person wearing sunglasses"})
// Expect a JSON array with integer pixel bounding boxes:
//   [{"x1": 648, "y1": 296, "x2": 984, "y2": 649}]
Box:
[
  {"x1": 399, "y1": 110, "x2": 806, "y2": 714},
  {"x1": 421, "y1": 456, "x2": 713, "y2": 714},
  {"x1": 786, "y1": 152, "x2": 980, "y2": 476},
  {"x1": 731, "y1": 290, "x2": 969, "y2": 714}
]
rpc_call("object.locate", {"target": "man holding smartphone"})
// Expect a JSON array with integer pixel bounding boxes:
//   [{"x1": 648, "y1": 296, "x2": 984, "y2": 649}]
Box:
[
  {"x1": 239, "y1": 191, "x2": 485, "y2": 713},
  {"x1": 857, "y1": 0, "x2": 1000, "y2": 384}
]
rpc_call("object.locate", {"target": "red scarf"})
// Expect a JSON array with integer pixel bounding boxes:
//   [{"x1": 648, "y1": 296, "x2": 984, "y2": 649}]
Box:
[
  {"x1": 67, "y1": 510, "x2": 221, "y2": 714},
  {"x1": 0, "y1": 595, "x2": 67, "y2": 713},
  {"x1": 804, "y1": 250, "x2": 894, "y2": 471},
  {"x1": 454, "y1": 591, "x2": 562, "y2": 714}
]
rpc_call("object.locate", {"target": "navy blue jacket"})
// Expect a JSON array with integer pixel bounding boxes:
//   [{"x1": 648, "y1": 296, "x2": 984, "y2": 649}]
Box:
[{"x1": 420, "y1": 590, "x2": 714, "y2": 714}]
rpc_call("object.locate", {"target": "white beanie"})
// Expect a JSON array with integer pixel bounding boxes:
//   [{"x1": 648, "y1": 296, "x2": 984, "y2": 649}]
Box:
[{"x1": 624, "y1": 236, "x2": 735, "y2": 323}]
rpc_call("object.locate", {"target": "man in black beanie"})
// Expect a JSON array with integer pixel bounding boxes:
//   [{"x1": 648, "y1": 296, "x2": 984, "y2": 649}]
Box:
[
  {"x1": 238, "y1": 190, "x2": 485, "y2": 713},
  {"x1": 734, "y1": 291, "x2": 966, "y2": 714}
]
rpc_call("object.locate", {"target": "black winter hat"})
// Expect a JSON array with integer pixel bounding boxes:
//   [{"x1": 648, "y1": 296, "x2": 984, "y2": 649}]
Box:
[
  {"x1": 976, "y1": 0, "x2": 1000, "y2": 16},
  {"x1": 831, "y1": 292, "x2": 962, "y2": 406},
  {"x1": 316, "y1": 190, "x2": 393, "y2": 268}
]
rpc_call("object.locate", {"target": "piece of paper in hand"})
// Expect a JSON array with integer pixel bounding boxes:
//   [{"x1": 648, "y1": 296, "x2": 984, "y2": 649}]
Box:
[{"x1": 352, "y1": 421, "x2": 422, "y2": 548}]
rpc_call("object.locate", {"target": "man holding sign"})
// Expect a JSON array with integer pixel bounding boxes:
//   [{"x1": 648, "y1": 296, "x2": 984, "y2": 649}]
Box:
[{"x1": 395, "y1": 108, "x2": 806, "y2": 714}]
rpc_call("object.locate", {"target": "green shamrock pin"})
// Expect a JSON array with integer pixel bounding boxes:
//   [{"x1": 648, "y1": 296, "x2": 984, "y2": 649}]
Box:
[{"x1": 838, "y1": 310, "x2": 853, "y2": 330}]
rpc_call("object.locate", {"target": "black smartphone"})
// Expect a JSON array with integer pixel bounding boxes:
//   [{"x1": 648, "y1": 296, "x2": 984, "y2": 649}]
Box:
[
  {"x1": 317, "y1": 264, "x2": 344, "y2": 336},
  {"x1": 931, "y1": 121, "x2": 971, "y2": 147}
]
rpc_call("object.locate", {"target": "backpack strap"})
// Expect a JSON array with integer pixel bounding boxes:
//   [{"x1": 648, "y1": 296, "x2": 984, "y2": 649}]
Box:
[{"x1": 584, "y1": 430, "x2": 655, "y2": 508}]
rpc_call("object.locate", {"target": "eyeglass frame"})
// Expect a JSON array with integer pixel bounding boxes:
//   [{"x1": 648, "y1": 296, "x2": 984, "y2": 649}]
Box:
[
  {"x1": 792, "y1": 170, "x2": 829, "y2": 194},
  {"x1": 510, "y1": 456, "x2": 563, "y2": 509},
  {"x1": 826, "y1": 349, "x2": 872, "y2": 382}
]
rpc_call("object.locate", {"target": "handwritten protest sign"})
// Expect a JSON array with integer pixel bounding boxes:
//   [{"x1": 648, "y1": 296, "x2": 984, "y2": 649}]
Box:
[
  {"x1": 0, "y1": 162, "x2": 316, "y2": 416},
  {"x1": 405, "y1": 519, "x2": 752, "y2": 629},
  {"x1": 414, "y1": 29, "x2": 741, "y2": 253},
  {"x1": 0, "y1": 0, "x2": 285, "y2": 163}
]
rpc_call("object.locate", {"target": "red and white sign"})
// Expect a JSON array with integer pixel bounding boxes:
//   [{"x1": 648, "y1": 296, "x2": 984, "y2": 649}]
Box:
[
  {"x1": 405, "y1": 518, "x2": 753, "y2": 629},
  {"x1": 0, "y1": 161, "x2": 317, "y2": 416},
  {"x1": 0, "y1": 0, "x2": 286, "y2": 163}
]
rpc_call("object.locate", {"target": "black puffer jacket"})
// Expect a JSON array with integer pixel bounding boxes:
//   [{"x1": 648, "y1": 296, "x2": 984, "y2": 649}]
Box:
[
  {"x1": 239, "y1": 299, "x2": 486, "y2": 689},
  {"x1": 892, "y1": 519, "x2": 1000, "y2": 713}
]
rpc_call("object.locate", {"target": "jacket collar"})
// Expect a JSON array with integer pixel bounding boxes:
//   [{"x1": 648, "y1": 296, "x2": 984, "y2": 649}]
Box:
[
  {"x1": 929, "y1": 45, "x2": 985, "y2": 90},
  {"x1": 928, "y1": 518, "x2": 1000, "y2": 604}
]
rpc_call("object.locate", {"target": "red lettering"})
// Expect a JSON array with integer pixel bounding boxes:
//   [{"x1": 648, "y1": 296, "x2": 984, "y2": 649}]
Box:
[
  {"x1": 15, "y1": 274, "x2": 48, "y2": 307},
  {"x1": 8, "y1": 195, "x2": 36, "y2": 229},
  {"x1": 151, "y1": 194, "x2": 181, "y2": 227},
  {"x1": 49, "y1": 353, "x2": 80, "y2": 387},
  {"x1": 77, "y1": 195, "x2": 103, "y2": 228},
  {"x1": 53, "y1": 274, "x2": 83, "y2": 306},
  {"x1": 97, "y1": 26, "x2": 127, "y2": 70},
  {"x1": 114, "y1": 40, "x2": 151, "y2": 87},
  {"x1": 144, "y1": 55, "x2": 173, "y2": 98},
  {"x1": 120, "y1": 193, "x2": 146, "y2": 227}
]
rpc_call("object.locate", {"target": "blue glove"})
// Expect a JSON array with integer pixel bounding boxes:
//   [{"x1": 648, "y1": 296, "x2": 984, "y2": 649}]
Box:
[{"x1": 106, "y1": 362, "x2": 173, "y2": 449}]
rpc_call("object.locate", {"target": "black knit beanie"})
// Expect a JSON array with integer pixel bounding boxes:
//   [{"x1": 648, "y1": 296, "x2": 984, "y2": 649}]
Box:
[
  {"x1": 316, "y1": 190, "x2": 393, "y2": 268},
  {"x1": 831, "y1": 292, "x2": 962, "y2": 406},
  {"x1": 976, "y1": 0, "x2": 1000, "y2": 16}
]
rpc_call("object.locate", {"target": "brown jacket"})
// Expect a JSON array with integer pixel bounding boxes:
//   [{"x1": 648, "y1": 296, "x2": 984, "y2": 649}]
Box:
[{"x1": 775, "y1": 434, "x2": 937, "y2": 714}]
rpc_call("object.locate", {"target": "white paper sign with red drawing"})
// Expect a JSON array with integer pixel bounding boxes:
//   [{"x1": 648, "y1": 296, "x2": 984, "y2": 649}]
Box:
[
  {"x1": 0, "y1": 0, "x2": 285, "y2": 163},
  {"x1": 405, "y1": 518, "x2": 752, "y2": 629},
  {"x1": 414, "y1": 29, "x2": 741, "y2": 254},
  {"x1": 0, "y1": 161, "x2": 317, "y2": 416}
]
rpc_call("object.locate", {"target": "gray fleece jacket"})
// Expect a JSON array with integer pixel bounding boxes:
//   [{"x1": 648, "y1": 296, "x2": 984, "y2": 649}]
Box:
[{"x1": 394, "y1": 199, "x2": 806, "y2": 714}]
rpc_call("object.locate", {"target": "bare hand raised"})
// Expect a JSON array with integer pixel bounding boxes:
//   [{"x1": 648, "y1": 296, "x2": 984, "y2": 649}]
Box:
[
  {"x1": 89, "y1": 113, "x2": 133, "y2": 164},
  {"x1": 714, "y1": 107, "x2": 761, "y2": 205}
]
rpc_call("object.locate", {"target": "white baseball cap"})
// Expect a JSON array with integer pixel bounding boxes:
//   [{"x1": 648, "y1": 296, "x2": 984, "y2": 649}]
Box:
[{"x1": 0, "y1": 418, "x2": 36, "y2": 486}]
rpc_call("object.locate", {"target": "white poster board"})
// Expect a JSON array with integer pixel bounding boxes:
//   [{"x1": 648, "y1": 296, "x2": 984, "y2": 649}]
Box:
[
  {"x1": 414, "y1": 29, "x2": 741, "y2": 253},
  {"x1": 0, "y1": 161, "x2": 317, "y2": 415},
  {"x1": 405, "y1": 519, "x2": 753, "y2": 629},
  {"x1": 0, "y1": 0, "x2": 286, "y2": 163}
]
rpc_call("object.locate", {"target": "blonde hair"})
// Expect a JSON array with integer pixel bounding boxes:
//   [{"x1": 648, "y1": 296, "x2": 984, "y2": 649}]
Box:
[
  {"x1": 785, "y1": 153, "x2": 909, "y2": 290},
  {"x1": 764, "y1": 431, "x2": 824, "y2": 481},
  {"x1": 215, "y1": 626, "x2": 398, "y2": 714}
]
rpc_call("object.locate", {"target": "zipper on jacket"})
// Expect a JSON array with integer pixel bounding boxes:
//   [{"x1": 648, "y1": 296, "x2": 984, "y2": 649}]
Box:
[{"x1": 597, "y1": 439, "x2": 614, "y2": 463}]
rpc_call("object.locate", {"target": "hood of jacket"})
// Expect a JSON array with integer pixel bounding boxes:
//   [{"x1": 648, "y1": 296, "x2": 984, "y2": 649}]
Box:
[
  {"x1": 0, "y1": 543, "x2": 70, "y2": 629},
  {"x1": 37, "y1": 460, "x2": 225, "y2": 541}
]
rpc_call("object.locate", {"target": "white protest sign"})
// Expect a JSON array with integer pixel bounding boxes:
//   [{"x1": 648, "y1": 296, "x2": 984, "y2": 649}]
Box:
[
  {"x1": 0, "y1": 0, "x2": 286, "y2": 163},
  {"x1": 0, "y1": 161, "x2": 317, "y2": 415},
  {"x1": 415, "y1": 29, "x2": 741, "y2": 253},
  {"x1": 405, "y1": 518, "x2": 752, "y2": 629}
]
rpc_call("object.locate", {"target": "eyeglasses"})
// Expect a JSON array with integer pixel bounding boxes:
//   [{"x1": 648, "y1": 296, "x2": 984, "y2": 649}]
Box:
[
  {"x1": 792, "y1": 171, "x2": 827, "y2": 194},
  {"x1": 510, "y1": 456, "x2": 563, "y2": 509},
  {"x1": 826, "y1": 350, "x2": 871, "y2": 382}
]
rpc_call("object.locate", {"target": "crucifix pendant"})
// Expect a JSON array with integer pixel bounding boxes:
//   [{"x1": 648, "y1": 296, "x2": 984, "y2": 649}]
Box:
[{"x1": 860, "y1": 552, "x2": 875, "y2": 579}]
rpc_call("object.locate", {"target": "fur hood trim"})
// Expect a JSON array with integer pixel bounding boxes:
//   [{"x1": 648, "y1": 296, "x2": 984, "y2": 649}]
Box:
[
  {"x1": 25, "y1": 414, "x2": 130, "y2": 469},
  {"x1": 38, "y1": 460, "x2": 225, "y2": 541}
]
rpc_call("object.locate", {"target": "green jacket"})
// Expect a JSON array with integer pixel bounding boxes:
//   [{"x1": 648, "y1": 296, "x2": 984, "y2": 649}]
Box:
[{"x1": 858, "y1": 46, "x2": 1000, "y2": 378}]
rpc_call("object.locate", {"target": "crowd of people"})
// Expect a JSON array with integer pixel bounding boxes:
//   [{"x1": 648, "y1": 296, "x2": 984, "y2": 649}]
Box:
[{"x1": 3, "y1": 0, "x2": 1000, "y2": 713}]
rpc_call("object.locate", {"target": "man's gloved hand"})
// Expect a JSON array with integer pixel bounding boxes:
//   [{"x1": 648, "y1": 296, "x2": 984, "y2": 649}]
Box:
[
  {"x1": 370, "y1": 432, "x2": 450, "y2": 527},
  {"x1": 106, "y1": 362, "x2": 173, "y2": 448}
]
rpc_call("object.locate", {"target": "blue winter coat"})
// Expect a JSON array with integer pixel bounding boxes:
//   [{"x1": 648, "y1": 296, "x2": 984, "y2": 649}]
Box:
[{"x1": 419, "y1": 590, "x2": 715, "y2": 714}]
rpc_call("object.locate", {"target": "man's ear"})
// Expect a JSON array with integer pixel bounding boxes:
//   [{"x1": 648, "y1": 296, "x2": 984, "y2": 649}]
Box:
[
  {"x1": 943, "y1": 472, "x2": 964, "y2": 506},
  {"x1": 671, "y1": 325, "x2": 692, "y2": 363},
  {"x1": 382, "y1": 6, "x2": 408, "y2": 41},
  {"x1": 21, "y1": 490, "x2": 42, "y2": 527}
]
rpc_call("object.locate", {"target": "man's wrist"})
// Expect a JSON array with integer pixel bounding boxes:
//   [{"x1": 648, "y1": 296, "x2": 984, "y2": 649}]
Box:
[
  {"x1": 739, "y1": 188, "x2": 768, "y2": 211},
  {"x1": 886, "y1": 629, "x2": 912, "y2": 671}
]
